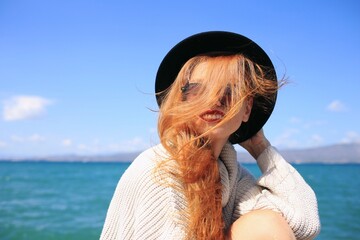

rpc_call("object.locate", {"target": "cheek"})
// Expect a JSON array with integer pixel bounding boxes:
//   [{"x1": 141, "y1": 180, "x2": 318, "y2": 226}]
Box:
[
  {"x1": 229, "y1": 112, "x2": 245, "y2": 130},
  {"x1": 193, "y1": 118, "x2": 206, "y2": 132}
]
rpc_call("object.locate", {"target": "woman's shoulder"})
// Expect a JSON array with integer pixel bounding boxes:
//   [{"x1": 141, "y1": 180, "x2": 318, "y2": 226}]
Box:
[
  {"x1": 131, "y1": 144, "x2": 168, "y2": 167},
  {"x1": 119, "y1": 144, "x2": 169, "y2": 182}
]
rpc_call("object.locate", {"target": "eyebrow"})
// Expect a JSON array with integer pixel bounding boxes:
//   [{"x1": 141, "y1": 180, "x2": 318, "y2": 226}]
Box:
[
  {"x1": 188, "y1": 78, "x2": 203, "y2": 83},
  {"x1": 181, "y1": 82, "x2": 200, "y2": 92}
]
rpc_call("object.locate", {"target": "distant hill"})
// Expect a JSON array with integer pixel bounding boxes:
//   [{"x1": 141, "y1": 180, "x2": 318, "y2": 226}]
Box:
[
  {"x1": 1, "y1": 143, "x2": 359, "y2": 164},
  {"x1": 0, "y1": 152, "x2": 140, "y2": 163},
  {"x1": 285, "y1": 143, "x2": 360, "y2": 164},
  {"x1": 237, "y1": 143, "x2": 360, "y2": 164}
]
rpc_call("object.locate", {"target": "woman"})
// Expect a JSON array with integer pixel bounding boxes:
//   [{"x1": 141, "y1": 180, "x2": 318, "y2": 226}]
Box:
[{"x1": 100, "y1": 31, "x2": 320, "y2": 240}]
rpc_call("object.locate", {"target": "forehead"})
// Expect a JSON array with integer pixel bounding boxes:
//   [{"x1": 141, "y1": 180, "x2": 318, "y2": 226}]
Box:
[
  {"x1": 188, "y1": 57, "x2": 239, "y2": 85},
  {"x1": 189, "y1": 61, "x2": 209, "y2": 83}
]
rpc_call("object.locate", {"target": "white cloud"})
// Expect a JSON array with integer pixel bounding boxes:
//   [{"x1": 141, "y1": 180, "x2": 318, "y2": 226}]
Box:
[
  {"x1": 10, "y1": 135, "x2": 25, "y2": 142},
  {"x1": 0, "y1": 140, "x2": 7, "y2": 148},
  {"x1": 149, "y1": 128, "x2": 157, "y2": 134},
  {"x1": 302, "y1": 120, "x2": 327, "y2": 129},
  {"x1": 308, "y1": 134, "x2": 324, "y2": 146},
  {"x1": 107, "y1": 137, "x2": 151, "y2": 152},
  {"x1": 28, "y1": 134, "x2": 46, "y2": 142},
  {"x1": 289, "y1": 117, "x2": 302, "y2": 124},
  {"x1": 273, "y1": 128, "x2": 300, "y2": 148},
  {"x1": 2, "y1": 95, "x2": 52, "y2": 121},
  {"x1": 341, "y1": 131, "x2": 360, "y2": 144},
  {"x1": 62, "y1": 139, "x2": 72, "y2": 147},
  {"x1": 10, "y1": 134, "x2": 46, "y2": 143},
  {"x1": 327, "y1": 100, "x2": 346, "y2": 112},
  {"x1": 73, "y1": 137, "x2": 153, "y2": 154},
  {"x1": 77, "y1": 143, "x2": 91, "y2": 151},
  {"x1": 289, "y1": 117, "x2": 326, "y2": 129}
]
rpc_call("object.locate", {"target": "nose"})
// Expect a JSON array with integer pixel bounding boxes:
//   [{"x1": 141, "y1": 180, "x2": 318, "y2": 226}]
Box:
[
  {"x1": 215, "y1": 98, "x2": 223, "y2": 107},
  {"x1": 217, "y1": 94, "x2": 229, "y2": 106}
]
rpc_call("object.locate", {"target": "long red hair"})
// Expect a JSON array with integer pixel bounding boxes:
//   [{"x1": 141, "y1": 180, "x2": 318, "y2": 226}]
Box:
[{"x1": 156, "y1": 54, "x2": 279, "y2": 239}]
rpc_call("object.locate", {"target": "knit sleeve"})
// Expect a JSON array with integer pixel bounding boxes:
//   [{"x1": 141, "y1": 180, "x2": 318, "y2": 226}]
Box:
[{"x1": 233, "y1": 146, "x2": 321, "y2": 240}]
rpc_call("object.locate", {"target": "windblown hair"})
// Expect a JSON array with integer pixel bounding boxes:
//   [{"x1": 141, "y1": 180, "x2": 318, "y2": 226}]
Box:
[{"x1": 156, "y1": 54, "x2": 279, "y2": 240}]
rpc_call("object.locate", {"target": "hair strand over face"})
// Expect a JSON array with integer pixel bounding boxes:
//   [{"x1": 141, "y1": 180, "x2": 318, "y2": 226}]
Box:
[{"x1": 156, "y1": 54, "x2": 280, "y2": 240}]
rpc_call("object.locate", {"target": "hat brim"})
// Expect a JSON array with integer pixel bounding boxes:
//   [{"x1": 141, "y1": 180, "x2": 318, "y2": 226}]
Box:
[{"x1": 155, "y1": 31, "x2": 277, "y2": 143}]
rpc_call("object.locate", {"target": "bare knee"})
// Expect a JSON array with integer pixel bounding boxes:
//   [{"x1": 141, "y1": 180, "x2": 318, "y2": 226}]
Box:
[{"x1": 227, "y1": 210, "x2": 296, "y2": 240}]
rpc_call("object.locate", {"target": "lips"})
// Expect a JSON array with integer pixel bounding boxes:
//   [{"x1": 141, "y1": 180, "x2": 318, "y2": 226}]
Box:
[{"x1": 199, "y1": 110, "x2": 225, "y2": 122}]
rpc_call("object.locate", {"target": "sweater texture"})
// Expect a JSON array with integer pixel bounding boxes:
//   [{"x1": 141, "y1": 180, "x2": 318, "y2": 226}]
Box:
[{"x1": 100, "y1": 143, "x2": 320, "y2": 240}]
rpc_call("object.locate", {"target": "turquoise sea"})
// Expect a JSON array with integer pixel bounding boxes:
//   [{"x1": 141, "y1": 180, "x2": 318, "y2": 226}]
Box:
[{"x1": 0, "y1": 161, "x2": 359, "y2": 239}]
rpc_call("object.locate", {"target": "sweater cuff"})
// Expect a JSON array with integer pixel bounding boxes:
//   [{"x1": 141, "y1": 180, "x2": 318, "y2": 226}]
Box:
[{"x1": 256, "y1": 146, "x2": 286, "y2": 174}]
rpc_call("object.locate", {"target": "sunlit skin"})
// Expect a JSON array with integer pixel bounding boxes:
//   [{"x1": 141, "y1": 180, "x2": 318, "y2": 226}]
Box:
[
  {"x1": 227, "y1": 209, "x2": 296, "y2": 240},
  {"x1": 189, "y1": 61, "x2": 253, "y2": 159}
]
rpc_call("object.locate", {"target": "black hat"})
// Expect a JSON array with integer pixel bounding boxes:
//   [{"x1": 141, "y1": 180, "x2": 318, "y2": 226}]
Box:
[{"x1": 155, "y1": 31, "x2": 277, "y2": 143}]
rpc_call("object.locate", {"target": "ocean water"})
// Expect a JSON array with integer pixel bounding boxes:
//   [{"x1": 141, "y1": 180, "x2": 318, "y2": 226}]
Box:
[{"x1": 0, "y1": 161, "x2": 359, "y2": 239}]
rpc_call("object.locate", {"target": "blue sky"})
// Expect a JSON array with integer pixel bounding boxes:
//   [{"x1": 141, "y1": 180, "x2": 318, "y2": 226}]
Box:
[{"x1": 0, "y1": 0, "x2": 359, "y2": 157}]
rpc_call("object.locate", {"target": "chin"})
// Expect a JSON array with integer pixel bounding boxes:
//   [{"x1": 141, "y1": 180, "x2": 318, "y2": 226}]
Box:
[{"x1": 207, "y1": 127, "x2": 233, "y2": 141}]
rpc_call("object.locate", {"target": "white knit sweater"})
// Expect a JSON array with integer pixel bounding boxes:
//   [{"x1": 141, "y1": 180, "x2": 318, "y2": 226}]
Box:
[{"x1": 100, "y1": 143, "x2": 320, "y2": 240}]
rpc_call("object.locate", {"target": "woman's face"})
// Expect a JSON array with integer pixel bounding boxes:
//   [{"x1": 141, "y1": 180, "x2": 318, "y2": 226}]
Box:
[{"x1": 184, "y1": 61, "x2": 252, "y2": 142}]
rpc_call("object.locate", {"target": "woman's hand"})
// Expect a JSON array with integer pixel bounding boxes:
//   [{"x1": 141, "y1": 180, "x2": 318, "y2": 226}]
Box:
[{"x1": 239, "y1": 129, "x2": 270, "y2": 159}]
